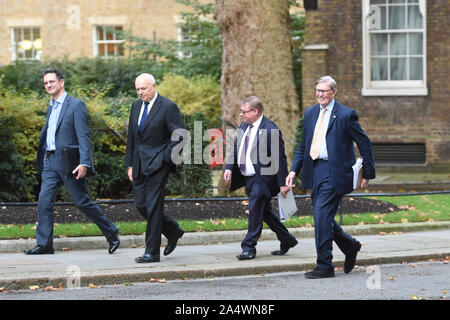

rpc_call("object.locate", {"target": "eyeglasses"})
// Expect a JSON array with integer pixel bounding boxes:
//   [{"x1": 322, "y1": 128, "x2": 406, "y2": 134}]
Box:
[
  {"x1": 240, "y1": 108, "x2": 255, "y2": 115},
  {"x1": 315, "y1": 89, "x2": 334, "y2": 94}
]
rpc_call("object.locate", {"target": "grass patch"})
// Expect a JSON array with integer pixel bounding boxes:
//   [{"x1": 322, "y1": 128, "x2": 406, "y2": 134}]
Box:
[{"x1": 0, "y1": 194, "x2": 448, "y2": 240}]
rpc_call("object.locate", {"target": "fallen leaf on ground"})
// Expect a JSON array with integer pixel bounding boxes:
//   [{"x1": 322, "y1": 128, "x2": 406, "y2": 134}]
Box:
[
  {"x1": 29, "y1": 285, "x2": 39, "y2": 291},
  {"x1": 44, "y1": 286, "x2": 56, "y2": 291}
]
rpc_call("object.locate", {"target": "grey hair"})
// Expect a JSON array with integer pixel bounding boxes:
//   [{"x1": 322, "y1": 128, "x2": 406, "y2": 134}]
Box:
[
  {"x1": 136, "y1": 73, "x2": 156, "y2": 85},
  {"x1": 316, "y1": 75, "x2": 337, "y2": 91},
  {"x1": 241, "y1": 96, "x2": 264, "y2": 113}
]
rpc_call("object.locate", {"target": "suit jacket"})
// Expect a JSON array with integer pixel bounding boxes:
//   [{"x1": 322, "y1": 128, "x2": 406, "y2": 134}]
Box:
[
  {"x1": 125, "y1": 94, "x2": 186, "y2": 179},
  {"x1": 36, "y1": 94, "x2": 94, "y2": 176},
  {"x1": 291, "y1": 100, "x2": 376, "y2": 196},
  {"x1": 225, "y1": 116, "x2": 288, "y2": 198}
]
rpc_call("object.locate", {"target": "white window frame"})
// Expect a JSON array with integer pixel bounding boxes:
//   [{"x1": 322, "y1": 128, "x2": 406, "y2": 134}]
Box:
[
  {"x1": 92, "y1": 25, "x2": 125, "y2": 58},
  {"x1": 10, "y1": 27, "x2": 42, "y2": 61},
  {"x1": 177, "y1": 24, "x2": 196, "y2": 59},
  {"x1": 361, "y1": 0, "x2": 428, "y2": 96}
]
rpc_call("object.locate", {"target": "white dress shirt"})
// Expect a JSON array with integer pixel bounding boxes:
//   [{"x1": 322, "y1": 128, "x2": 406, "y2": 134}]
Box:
[
  {"x1": 238, "y1": 114, "x2": 263, "y2": 176},
  {"x1": 138, "y1": 92, "x2": 158, "y2": 125},
  {"x1": 317, "y1": 99, "x2": 335, "y2": 160}
]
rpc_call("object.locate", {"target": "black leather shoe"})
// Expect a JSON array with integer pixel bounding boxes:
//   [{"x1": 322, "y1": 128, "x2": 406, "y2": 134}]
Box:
[
  {"x1": 344, "y1": 241, "x2": 362, "y2": 274},
  {"x1": 108, "y1": 227, "x2": 120, "y2": 254},
  {"x1": 271, "y1": 239, "x2": 299, "y2": 256},
  {"x1": 135, "y1": 253, "x2": 160, "y2": 263},
  {"x1": 164, "y1": 231, "x2": 184, "y2": 256},
  {"x1": 305, "y1": 267, "x2": 335, "y2": 279},
  {"x1": 236, "y1": 251, "x2": 256, "y2": 260},
  {"x1": 24, "y1": 245, "x2": 54, "y2": 255}
]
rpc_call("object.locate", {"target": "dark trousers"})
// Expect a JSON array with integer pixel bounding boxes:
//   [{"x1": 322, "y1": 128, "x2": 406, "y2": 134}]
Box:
[
  {"x1": 37, "y1": 152, "x2": 116, "y2": 247},
  {"x1": 241, "y1": 175, "x2": 297, "y2": 254},
  {"x1": 312, "y1": 160, "x2": 357, "y2": 270},
  {"x1": 133, "y1": 166, "x2": 184, "y2": 255}
]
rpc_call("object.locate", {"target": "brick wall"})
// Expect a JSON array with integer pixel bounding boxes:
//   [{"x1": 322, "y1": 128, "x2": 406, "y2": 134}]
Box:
[
  {"x1": 301, "y1": 0, "x2": 450, "y2": 165},
  {"x1": 0, "y1": 0, "x2": 193, "y2": 64}
]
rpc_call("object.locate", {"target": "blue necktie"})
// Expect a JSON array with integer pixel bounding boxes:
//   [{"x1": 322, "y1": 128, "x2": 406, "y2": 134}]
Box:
[{"x1": 138, "y1": 102, "x2": 149, "y2": 133}]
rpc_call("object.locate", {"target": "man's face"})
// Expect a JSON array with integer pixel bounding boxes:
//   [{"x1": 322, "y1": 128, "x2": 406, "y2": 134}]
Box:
[
  {"x1": 43, "y1": 73, "x2": 64, "y2": 98},
  {"x1": 239, "y1": 103, "x2": 259, "y2": 124},
  {"x1": 135, "y1": 78, "x2": 156, "y2": 102},
  {"x1": 315, "y1": 82, "x2": 337, "y2": 107}
]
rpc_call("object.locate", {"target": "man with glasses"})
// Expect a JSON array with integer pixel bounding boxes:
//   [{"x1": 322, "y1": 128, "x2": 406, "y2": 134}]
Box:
[
  {"x1": 286, "y1": 76, "x2": 376, "y2": 279},
  {"x1": 224, "y1": 96, "x2": 298, "y2": 260},
  {"x1": 26, "y1": 67, "x2": 120, "y2": 255}
]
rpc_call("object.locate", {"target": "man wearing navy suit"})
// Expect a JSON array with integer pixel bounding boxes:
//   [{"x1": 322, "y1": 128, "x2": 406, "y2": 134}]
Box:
[
  {"x1": 125, "y1": 73, "x2": 185, "y2": 263},
  {"x1": 286, "y1": 76, "x2": 376, "y2": 278},
  {"x1": 224, "y1": 96, "x2": 298, "y2": 260},
  {"x1": 25, "y1": 68, "x2": 120, "y2": 255}
]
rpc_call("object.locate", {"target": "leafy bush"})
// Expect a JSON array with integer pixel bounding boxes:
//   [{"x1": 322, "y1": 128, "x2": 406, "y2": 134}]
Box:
[
  {"x1": 166, "y1": 112, "x2": 213, "y2": 197},
  {"x1": 158, "y1": 73, "x2": 221, "y2": 127},
  {"x1": 0, "y1": 79, "x2": 47, "y2": 176},
  {"x1": 0, "y1": 116, "x2": 37, "y2": 201}
]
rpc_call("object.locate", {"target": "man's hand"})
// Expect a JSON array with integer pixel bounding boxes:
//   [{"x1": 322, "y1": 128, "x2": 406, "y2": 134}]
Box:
[
  {"x1": 72, "y1": 165, "x2": 87, "y2": 180},
  {"x1": 280, "y1": 186, "x2": 290, "y2": 197},
  {"x1": 285, "y1": 171, "x2": 296, "y2": 188},
  {"x1": 360, "y1": 178, "x2": 369, "y2": 189},
  {"x1": 223, "y1": 169, "x2": 232, "y2": 184},
  {"x1": 128, "y1": 167, "x2": 133, "y2": 182}
]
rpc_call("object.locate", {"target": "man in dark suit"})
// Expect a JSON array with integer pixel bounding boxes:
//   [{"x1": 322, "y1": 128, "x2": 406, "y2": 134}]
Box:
[
  {"x1": 25, "y1": 67, "x2": 120, "y2": 255},
  {"x1": 125, "y1": 73, "x2": 185, "y2": 263},
  {"x1": 224, "y1": 96, "x2": 298, "y2": 260},
  {"x1": 286, "y1": 75, "x2": 376, "y2": 278}
]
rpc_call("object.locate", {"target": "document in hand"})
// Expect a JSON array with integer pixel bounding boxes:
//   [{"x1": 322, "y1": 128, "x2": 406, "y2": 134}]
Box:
[
  {"x1": 352, "y1": 157, "x2": 363, "y2": 189},
  {"x1": 278, "y1": 189, "x2": 297, "y2": 222},
  {"x1": 61, "y1": 146, "x2": 94, "y2": 177}
]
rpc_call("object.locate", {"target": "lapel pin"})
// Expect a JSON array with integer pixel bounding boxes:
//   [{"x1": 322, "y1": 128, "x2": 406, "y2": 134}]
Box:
[{"x1": 333, "y1": 115, "x2": 336, "y2": 118}]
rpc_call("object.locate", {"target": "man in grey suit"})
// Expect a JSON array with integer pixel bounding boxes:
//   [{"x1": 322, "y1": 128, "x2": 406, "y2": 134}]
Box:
[
  {"x1": 25, "y1": 68, "x2": 120, "y2": 255},
  {"x1": 125, "y1": 73, "x2": 185, "y2": 263}
]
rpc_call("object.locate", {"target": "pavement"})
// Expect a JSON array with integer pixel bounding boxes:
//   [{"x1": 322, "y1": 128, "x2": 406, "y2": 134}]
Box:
[{"x1": 0, "y1": 221, "x2": 449, "y2": 290}]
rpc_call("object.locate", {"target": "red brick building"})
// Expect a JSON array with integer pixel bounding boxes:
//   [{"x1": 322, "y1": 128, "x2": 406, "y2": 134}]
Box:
[{"x1": 301, "y1": 0, "x2": 449, "y2": 166}]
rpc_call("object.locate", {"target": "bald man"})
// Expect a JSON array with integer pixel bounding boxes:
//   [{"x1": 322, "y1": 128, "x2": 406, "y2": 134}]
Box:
[{"x1": 125, "y1": 73, "x2": 186, "y2": 263}]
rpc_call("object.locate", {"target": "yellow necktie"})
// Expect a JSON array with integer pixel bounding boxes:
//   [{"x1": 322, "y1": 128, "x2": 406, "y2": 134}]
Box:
[{"x1": 310, "y1": 106, "x2": 326, "y2": 160}]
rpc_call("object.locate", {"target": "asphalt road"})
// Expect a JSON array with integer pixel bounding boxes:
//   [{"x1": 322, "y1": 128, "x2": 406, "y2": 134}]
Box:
[{"x1": 1, "y1": 260, "x2": 448, "y2": 301}]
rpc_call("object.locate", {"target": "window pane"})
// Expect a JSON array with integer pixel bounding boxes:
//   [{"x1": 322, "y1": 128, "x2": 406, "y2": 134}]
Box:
[
  {"x1": 389, "y1": 5, "x2": 406, "y2": 29},
  {"x1": 99, "y1": 44, "x2": 105, "y2": 56},
  {"x1": 408, "y1": 5, "x2": 423, "y2": 29},
  {"x1": 391, "y1": 58, "x2": 407, "y2": 80},
  {"x1": 23, "y1": 29, "x2": 31, "y2": 40},
  {"x1": 409, "y1": 57, "x2": 423, "y2": 80},
  {"x1": 389, "y1": 0, "x2": 405, "y2": 3},
  {"x1": 408, "y1": 0, "x2": 419, "y2": 3},
  {"x1": 14, "y1": 29, "x2": 21, "y2": 42},
  {"x1": 409, "y1": 33, "x2": 423, "y2": 54},
  {"x1": 371, "y1": 34, "x2": 388, "y2": 55},
  {"x1": 106, "y1": 30, "x2": 114, "y2": 41},
  {"x1": 33, "y1": 29, "x2": 40, "y2": 40},
  {"x1": 97, "y1": 27, "x2": 104, "y2": 41},
  {"x1": 390, "y1": 33, "x2": 407, "y2": 55},
  {"x1": 377, "y1": 5, "x2": 387, "y2": 30},
  {"x1": 371, "y1": 0, "x2": 386, "y2": 4},
  {"x1": 371, "y1": 58, "x2": 388, "y2": 80},
  {"x1": 107, "y1": 43, "x2": 115, "y2": 55}
]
